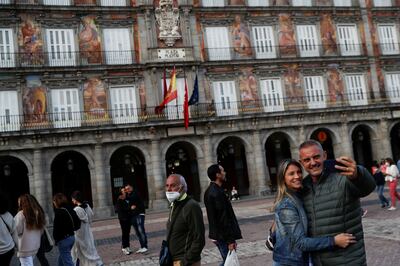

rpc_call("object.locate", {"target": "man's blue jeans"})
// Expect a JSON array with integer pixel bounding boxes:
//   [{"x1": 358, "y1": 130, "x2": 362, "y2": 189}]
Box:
[
  {"x1": 214, "y1": 240, "x2": 229, "y2": 266},
  {"x1": 57, "y1": 235, "x2": 75, "y2": 266},
  {"x1": 377, "y1": 185, "x2": 389, "y2": 206},
  {"x1": 131, "y1": 214, "x2": 148, "y2": 248}
]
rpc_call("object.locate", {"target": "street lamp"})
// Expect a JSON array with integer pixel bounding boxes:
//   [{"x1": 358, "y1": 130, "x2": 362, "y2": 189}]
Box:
[
  {"x1": 67, "y1": 159, "x2": 74, "y2": 171},
  {"x1": 3, "y1": 165, "x2": 10, "y2": 177},
  {"x1": 228, "y1": 144, "x2": 235, "y2": 155}
]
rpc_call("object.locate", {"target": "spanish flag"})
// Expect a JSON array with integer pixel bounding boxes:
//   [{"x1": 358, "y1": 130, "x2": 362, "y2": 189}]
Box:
[{"x1": 155, "y1": 66, "x2": 177, "y2": 114}]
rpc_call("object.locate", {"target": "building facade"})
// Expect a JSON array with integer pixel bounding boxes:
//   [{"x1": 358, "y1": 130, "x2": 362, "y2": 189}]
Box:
[{"x1": 0, "y1": 0, "x2": 399, "y2": 218}]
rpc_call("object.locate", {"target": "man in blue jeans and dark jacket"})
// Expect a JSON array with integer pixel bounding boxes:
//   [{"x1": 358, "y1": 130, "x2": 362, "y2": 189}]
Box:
[{"x1": 204, "y1": 164, "x2": 242, "y2": 266}]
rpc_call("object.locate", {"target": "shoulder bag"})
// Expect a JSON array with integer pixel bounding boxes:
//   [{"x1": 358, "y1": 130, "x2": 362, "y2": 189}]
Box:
[{"x1": 40, "y1": 227, "x2": 54, "y2": 253}]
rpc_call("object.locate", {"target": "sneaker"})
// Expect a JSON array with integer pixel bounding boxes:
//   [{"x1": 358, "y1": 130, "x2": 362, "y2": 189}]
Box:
[
  {"x1": 122, "y1": 248, "x2": 131, "y2": 255},
  {"x1": 126, "y1": 247, "x2": 132, "y2": 253},
  {"x1": 388, "y1": 206, "x2": 397, "y2": 211},
  {"x1": 361, "y1": 209, "x2": 368, "y2": 218},
  {"x1": 136, "y1": 247, "x2": 148, "y2": 254}
]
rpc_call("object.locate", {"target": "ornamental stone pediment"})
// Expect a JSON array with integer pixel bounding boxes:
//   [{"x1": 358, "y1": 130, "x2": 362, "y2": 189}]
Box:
[{"x1": 155, "y1": 0, "x2": 181, "y2": 47}]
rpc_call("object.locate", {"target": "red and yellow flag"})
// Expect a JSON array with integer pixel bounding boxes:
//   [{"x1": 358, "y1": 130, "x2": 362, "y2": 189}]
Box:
[{"x1": 155, "y1": 67, "x2": 177, "y2": 114}]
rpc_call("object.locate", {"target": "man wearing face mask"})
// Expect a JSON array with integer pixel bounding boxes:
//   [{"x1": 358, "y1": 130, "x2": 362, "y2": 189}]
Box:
[
  {"x1": 165, "y1": 174, "x2": 205, "y2": 266},
  {"x1": 204, "y1": 164, "x2": 242, "y2": 266}
]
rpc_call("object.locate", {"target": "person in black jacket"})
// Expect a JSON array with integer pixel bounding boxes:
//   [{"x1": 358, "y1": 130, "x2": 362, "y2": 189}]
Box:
[
  {"x1": 116, "y1": 188, "x2": 133, "y2": 255},
  {"x1": 204, "y1": 164, "x2": 242, "y2": 266},
  {"x1": 53, "y1": 193, "x2": 77, "y2": 266},
  {"x1": 125, "y1": 184, "x2": 148, "y2": 253},
  {"x1": 372, "y1": 161, "x2": 389, "y2": 208}
]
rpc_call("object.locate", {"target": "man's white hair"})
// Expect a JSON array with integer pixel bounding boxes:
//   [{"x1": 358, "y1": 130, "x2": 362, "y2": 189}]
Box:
[{"x1": 168, "y1": 174, "x2": 188, "y2": 192}]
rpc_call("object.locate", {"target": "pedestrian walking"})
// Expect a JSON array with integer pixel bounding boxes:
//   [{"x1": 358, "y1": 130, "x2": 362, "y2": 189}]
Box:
[
  {"x1": 71, "y1": 191, "x2": 103, "y2": 266},
  {"x1": 272, "y1": 159, "x2": 356, "y2": 265},
  {"x1": 372, "y1": 161, "x2": 389, "y2": 208},
  {"x1": 14, "y1": 194, "x2": 46, "y2": 266},
  {"x1": 204, "y1": 164, "x2": 242, "y2": 266},
  {"x1": 125, "y1": 184, "x2": 148, "y2": 254},
  {"x1": 383, "y1": 158, "x2": 400, "y2": 210},
  {"x1": 164, "y1": 174, "x2": 205, "y2": 266},
  {"x1": 115, "y1": 188, "x2": 133, "y2": 255},
  {"x1": 0, "y1": 193, "x2": 17, "y2": 266}
]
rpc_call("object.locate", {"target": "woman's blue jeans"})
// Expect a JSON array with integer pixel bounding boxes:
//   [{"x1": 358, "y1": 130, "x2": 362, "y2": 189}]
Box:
[
  {"x1": 376, "y1": 185, "x2": 389, "y2": 206},
  {"x1": 57, "y1": 235, "x2": 75, "y2": 266}
]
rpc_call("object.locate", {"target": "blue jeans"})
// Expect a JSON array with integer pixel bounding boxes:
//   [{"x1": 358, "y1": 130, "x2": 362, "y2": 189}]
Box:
[
  {"x1": 214, "y1": 240, "x2": 229, "y2": 266},
  {"x1": 377, "y1": 185, "x2": 389, "y2": 206},
  {"x1": 57, "y1": 235, "x2": 75, "y2": 266},
  {"x1": 131, "y1": 215, "x2": 147, "y2": 248}
]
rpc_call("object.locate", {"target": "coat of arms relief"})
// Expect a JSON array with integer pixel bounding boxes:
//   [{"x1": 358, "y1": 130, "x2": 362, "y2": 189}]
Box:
[{"x1": 155, "y1": 0, "x2": 181, "y2": 47}]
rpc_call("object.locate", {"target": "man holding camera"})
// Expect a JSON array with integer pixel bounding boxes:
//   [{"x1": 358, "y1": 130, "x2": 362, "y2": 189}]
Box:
[{"x1": 298, "y1": 140, "x2": 376, "y2": 266}]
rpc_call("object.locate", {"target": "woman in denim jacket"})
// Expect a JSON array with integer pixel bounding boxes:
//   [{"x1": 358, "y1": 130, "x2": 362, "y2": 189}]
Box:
[{"x1": 272, "y1": 159, "x2": 356, "y2": 266}]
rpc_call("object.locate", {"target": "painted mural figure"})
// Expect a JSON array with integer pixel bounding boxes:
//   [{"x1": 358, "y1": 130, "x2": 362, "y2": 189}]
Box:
[
  {"x1": 283, "y1": 65, "x2": 303, "y2": 104},
  {"x1": 79, "y1": 16, "x2": 102, "y2": 64},
  {"x1": 278, "y1": 14, "x2": 296, "y2": 56},
  {"x1": 23, "y1": 76, "x2": 47, "y2": 123},
  {"x1": 83, "y1": 78, "x2": 108, "y2": 119},
  {"x1": 230, "y1": 0, "x2": 245, "y2": 4},
  {"x1": 239, "y1": 68, "x2": 259, "y2": 108},
  {"x1": 327, "y1": 69, "x2": 345, "y2": 103},
  {"x1": 320, "y1": 14, "x2": 337, "y2": 56},
  {"x1": 19, "y1": 17, "x2": 44, "y2": 66},
  {"x1": 232, "y1": 15, "x2": 253, "y2": 57},
  {"x1": 274, "y1": 0, "x2": 290, "y2": 5}
]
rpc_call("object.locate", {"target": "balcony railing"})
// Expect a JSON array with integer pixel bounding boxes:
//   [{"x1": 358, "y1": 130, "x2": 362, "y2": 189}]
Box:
[
  {"x1": 0, "y1": 91, "x2": 397, "y2": 133},
  {"x1": 0, "y1": 0, "x2": 130, "y2": 5}
]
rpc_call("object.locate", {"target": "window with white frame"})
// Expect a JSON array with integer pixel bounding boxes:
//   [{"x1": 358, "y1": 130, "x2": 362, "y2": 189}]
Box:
[
  {"x1": 303, "y1": 76, "x2": 326, "y2": 109},
  {"x1": 345, "y1": 74, "x2": 368, "y2": 106},
  {"x1": 248, "y1": 0, "x2": 269, "y2": 6},
  {"x1": 373, "y1": 0, "x2": 392, "y2": 7},
  {"x1": 378, "y1": 24, "x2": 399, "y2": 55},
  {"x1": 252, "y1": 26, "x2": 276, "y2": 59},
  {"x1": 385, "y1": 73, "x2": 400, "y2": 103},
  {"x1": 51, "y1": 89, "x2": 81, "y2": 128},
  {"x1": 212, "y1": 81, "x2": 238, "y2": 116},
  {"x1": 296, "y1": 25, "x2": 319, "y2": 57},
  {"x1": 202, "y1": 0, "x2": 224, "y2": 7},
  {"x1": 43, "y1": 0, "x2": 70, "y2": 5},
  {"x1": 103, "y1": 28, "x2": 133, "y2": 65},
  {"x1": 292, "y1": 0, "x2": 312, "y2": 6},
  {"x1": 260, "y1": 78, "x2": 284, "y2": 112},
  {"x1": 0, "y1": 28, "x2": 15, "y2": 68},
  {"x1": 0, "y1": 0, "x2": 11, "y2": 4},
  {"x1": 100, "y1": 0, "x2": 126, "y2": 6},
  {"x1": 110, "y1": 86, "x2": 138, "y2": 124},
  {"x1": 337, "y1": 24, "x2": 361, "y2": 56},
  {"x1": 46, "y1": 29, "x2": 76, "y2": 66},
  {"x1": 334, "y1": 0, "x2": 351, "y2": 6},
  {"x1": 205, "y1": 27, "x2": 231, "y2": 61},
  {"x1": 0, "y1": 90, "x2": 20, "y2": 132},
  {"x1": 161, "y1": 78, "x2": 186, "y2": 120}
]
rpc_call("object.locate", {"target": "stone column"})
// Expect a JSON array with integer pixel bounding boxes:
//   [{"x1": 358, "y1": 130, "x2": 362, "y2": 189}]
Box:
[
  {"x1": 199, "y1": 134, "x2": 214, "y2": 200},
  {"x1": 93, "y1": 144, "x2": 112, "y2": 218},
  {"x1": 149, "y1": 139, "x2": 168, "y2": 210},
  {"x1": 32, "y1": 149, "x2": 49, "y2": 212},
  {"x1": 337, "y1": 122, "x2": 353, "y2": 157},
  {"x1": 372, "y1": 119, "x2": 391, "y2": 160},
  {"x1": 251, "y1": 131, "x2": 269, "y2": 195}
]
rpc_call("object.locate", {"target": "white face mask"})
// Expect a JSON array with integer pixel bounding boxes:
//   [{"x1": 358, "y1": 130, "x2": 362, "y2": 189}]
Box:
[
  {"x1": 385, "y1": 162, "x2": 390, "y2": 167},
  {"x1": 165, "y1": 191, "x2": 181, "y2": 203}
]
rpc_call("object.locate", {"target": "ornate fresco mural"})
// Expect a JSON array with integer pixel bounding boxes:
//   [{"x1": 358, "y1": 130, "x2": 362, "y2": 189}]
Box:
[
  {"x1": 83, "y1": 77, "x2": 108, "y2": 119},
  {"x1": 320, "y1": 13, "x2": 337, "y2": 56},
  {"x1": 18, "y1": 15, "x2": 44, "y2": 66},
  {"x1": 278, "y1": 14, "x2": 296, "y2": 57},
  {"x1": 23, "y1": 76, "x2": 47, "y2": 124},
  {"x1": 283, "y1": 64, "x2": 303, "y2": 104},
  {"x1": 326, "y1": 67, "x2": 345, "y2": 103},
  {"x1": 79, "y1": 16, "x2": 102, "y2": 64},
  {"x1": 239, "y1": 68, "x2": 259, "y2": 108},
  {"x1": 231, "y1": 15, "x2": 253, "y2": 58}
]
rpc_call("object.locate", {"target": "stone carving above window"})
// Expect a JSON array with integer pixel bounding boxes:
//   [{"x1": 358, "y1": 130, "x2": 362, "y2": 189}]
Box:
[{"x1": 155, "y1": 0, "x2": 181, "y2": 47}]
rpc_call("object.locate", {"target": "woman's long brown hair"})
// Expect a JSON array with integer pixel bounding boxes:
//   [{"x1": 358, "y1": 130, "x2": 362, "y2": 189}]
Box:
[{"x1": 18, "y1": 194, "x2": 46, "y2": 230}]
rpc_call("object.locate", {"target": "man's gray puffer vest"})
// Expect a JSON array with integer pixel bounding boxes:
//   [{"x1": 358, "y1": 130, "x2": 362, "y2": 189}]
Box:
[{"x1": 301, "y1": 166, "x2": 376, "y2": 266}]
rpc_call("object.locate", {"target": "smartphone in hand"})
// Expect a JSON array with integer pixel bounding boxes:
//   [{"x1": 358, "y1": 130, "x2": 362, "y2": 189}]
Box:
[{"x1": 323, "y1": 159, "x2": 346, "y2": 174}]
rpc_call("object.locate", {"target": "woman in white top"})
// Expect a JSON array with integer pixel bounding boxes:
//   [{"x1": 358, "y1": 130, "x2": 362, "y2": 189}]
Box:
[
  {"x1": 0, "y1": 193, "x2": 18, "y2": 266},
  {"x1": 14, "y1": 194, "x2": 46, "y2": 266},
  {"x1": 71, "y1": 191, "x2": 103, "y2": 266},
  {"x1": 383, "y1": 158, "x2": 400, "y2": 210}
]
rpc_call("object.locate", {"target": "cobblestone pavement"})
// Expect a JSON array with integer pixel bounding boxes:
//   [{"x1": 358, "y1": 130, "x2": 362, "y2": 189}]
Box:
[{"x1": 11, "y1": 193, "x2": 400, "y2": 266}]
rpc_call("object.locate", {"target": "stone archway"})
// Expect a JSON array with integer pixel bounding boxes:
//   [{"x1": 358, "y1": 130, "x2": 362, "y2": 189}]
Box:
[
  {"x1": 311, "y1": 128, "x2": 335, "y2": 159},
  {"x1": 265, "y1": 132, "x2": 292, "y2": 190},
  {"x1": 352, "y1": 125, "x2": 373, "y2": 170},
  {"x1": 390, "y1": 122, "x2": 400, "y2": 162},
  {"x1": 0, "y1": 156, "x2": 29, "y2": 215},
  {"x1": 217, "y1": 136, "x2": 250, "y2": 196},
  {"x1": 110, "y1": 146, "x2": 149, "y2": 206},
  {"x1": 51, "y1": 151, "x2": 93, "y2": 206},
  {"x1": 165, "y1": 141, "x2": 201, "y2": 201}
]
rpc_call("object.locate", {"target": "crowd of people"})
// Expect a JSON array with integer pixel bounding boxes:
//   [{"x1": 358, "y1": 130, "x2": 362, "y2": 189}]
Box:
[{"x1": 1, "y1": 138, "x2": 400, "y2": 266}]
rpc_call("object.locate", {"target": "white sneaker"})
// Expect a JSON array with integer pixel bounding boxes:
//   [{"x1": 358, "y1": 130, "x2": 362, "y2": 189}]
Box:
[
  {"x1": 122, "y1": 248, "x2": 131, "y2": 255},
  {"x1": 388, "y1": 206, "x2": 397, "y2": 211},
  {"x1": 136, "y1": 247, "x2": 148, "y2": 253},
  {"x1": 126, "y1": 247, "x2": 132, "y2": 253}
]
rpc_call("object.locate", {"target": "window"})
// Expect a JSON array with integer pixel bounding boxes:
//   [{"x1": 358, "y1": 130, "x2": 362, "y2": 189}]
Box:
[
  {"x1": 212, "y1": 81, "x2": 238, "y2": 116},
  {"x1": 110, "y1": 86, "x2": 138, "y2": 124},
  {"x1": 43, "y1": 0, "x2": 70, "y2": 5},
  {"x1": 248, "y1": 0, "x2": 269, "y2": 6},
  {"x1": 334, "y1": 0, "x2": 351, "y2": 6},
  {"x1": 260, "y1": 78, "x2": 284, "y2": 112},
  {"x1": 46, "y1": 29, "x2": 76, "y2": 66},
  {"x1": 292, "y1": 0, "x2": 312, "y2": 6},
  {"x1": 252, "y1": 26, "x2": 276, "y2": 59},
  {"x1": 100, "y1": 0, "x2": 126, "y2": 6},
  {"x1": 385, "y1": 73, "x2": 400, "y2": 103},
  {"x1": 0, "y1": 0, "x2": 11, "y2": 4},
  {"x1": 202, "y1": 0, "x2": 224, "y2": 7},
  {"x1": 51, "y1": 89, "x2": 81, "y2": 128},
  {"x1": 304, "y1": 76, "x2": 326, "y2": 109},
  {"x1": 345, "y1": 74, "x2": 368, "y2": 106},
  {"x1": 0, "y1": 28, "x2": 15, "y2": 68},
  {"x1": 205, "y1": 27, "x2": 231, "y2": 61},
  {"x1": 296, "y1": 25, "x2": 319, "y2": 57},
  {"x1": 378, "y1": 24, "x2": 399, "y2": 55},
  {"x1": 337, "y1": 25, "x2": 361, "y2": 56},
  {"x1": 103, "y1": 28, "x2": 133, "y2": 65},
  {"x1": 373, "y1": 0, "x2": 392, "y2": 7},
  {"x1": 0, "y1": 91, "x2": 20, "y2": 132},
  {"x1": 161, "y1": 78, "x2": 186, "y2": 120}
]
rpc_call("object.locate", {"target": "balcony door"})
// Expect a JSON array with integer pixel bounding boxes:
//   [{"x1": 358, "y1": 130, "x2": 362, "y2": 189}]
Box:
[
  {"x1": 51, "y1": 88, "x2": 81, "y2": 128},
  {"x1": 213, "y1": 81, "x2": 238, "y2": 116},
  {"x1": 103, "y1": 28, "x2": 132, "y2": 65}
]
